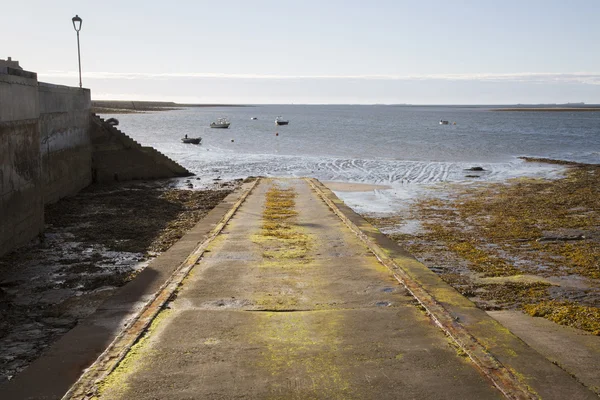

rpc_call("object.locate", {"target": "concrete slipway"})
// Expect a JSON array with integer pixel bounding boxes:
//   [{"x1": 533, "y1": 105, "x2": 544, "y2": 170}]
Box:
[{"x1": 2, "y1": 178, "x2": 597, "y2": 399}]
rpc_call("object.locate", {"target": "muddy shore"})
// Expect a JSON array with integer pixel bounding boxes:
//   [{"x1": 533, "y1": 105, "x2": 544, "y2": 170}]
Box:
[
  {"x1": 367, "y1": 159, "x2": 599, "y2": 335},
  {"x1": 0, "y1": 179, "x2": 239, "y2": 383}
]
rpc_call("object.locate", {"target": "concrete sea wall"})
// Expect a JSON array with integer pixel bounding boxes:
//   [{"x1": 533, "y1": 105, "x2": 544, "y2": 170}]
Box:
[
  {"x1": 1, "y1": 67, "x2": 191, "y2": 258},
  {"x1": 0, "y1": 69, "x2": 44, "y2": 256},
  {"x1": 1, "y1": 68, "x2": 93, "y2": 256},
  {"x1": 39, "y1": 82, "x2": 92, "y2": 204}
]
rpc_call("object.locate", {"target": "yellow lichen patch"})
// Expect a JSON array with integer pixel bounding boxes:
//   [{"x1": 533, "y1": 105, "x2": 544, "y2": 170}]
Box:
[
  {"x1": 203, "y1": 337, "x2": 221, "y2": 345},
  {"x1": 95, "y1": 309, "x2": 172, "y2": 398},
  {"x1": 507, "y1": 367, "x2": 538, "y2": 397},
  {"x1": 523, "y1": 301, "x2": 600, "y2": 336},
  {"x1": 253, "y1": 312, "x2": 351, "y2": 398},
  {"x1": 248, "y1": 183, "x2": 351, "y2": 395},
  {"x1": 506, "y1": 348, "x2": 518, "y2": 358},
  {"x1": 252, "y1": 185, "x2": 312, "y2": 264},
  {"x1": 448, "y1": 340, "x2": 468, "y2": 358},
  {"x1": 254, "y1": 290, "x2": 300, "y2": 310}
]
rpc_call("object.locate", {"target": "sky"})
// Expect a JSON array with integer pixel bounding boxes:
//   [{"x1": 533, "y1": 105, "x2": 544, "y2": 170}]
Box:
[{"x1": 2, "y1": 0, "x2": 600, "y2": 104}]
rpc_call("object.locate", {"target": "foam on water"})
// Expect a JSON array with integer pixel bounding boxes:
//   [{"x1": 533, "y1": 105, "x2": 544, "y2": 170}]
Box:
[
  {"x1": 165, "y1": 148, "x2": 564, "y2": 215},
  {"x1": 101, "y1": 104, "x2": 596, "y2": 215}
]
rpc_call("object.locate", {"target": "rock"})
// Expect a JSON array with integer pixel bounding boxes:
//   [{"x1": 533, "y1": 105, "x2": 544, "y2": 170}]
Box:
[{"x1": 537, "y1": 234, "x2": 585, "y2": 242}]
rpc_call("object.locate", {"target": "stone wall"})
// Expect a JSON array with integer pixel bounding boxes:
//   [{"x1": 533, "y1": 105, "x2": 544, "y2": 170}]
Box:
[
  {"x1": 39, "y1": 83, "x2": 92, "y2": 204},
  {"x1": 0, "y1": 68, "x2": 92, "y2": 257},
  {"x1": 0, "y1": 67, "x2": 190, "y2": 258},
  {"x1": 0, "y1": 69, "x2": 44, "y2": 256},
  {"x1": 91, "y1": 114, "x2": 192, "y2": 182}
]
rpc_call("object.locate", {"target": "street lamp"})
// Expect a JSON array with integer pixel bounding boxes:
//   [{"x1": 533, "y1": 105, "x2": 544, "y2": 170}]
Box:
[{"x1": 72, "y1": 15, "x2": 83, "y2": 88}]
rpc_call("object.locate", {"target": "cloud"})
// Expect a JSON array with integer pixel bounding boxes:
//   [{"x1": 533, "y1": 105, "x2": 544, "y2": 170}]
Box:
[{"x1": 38, "y1": 70, "x2": 600, "y2": 85}]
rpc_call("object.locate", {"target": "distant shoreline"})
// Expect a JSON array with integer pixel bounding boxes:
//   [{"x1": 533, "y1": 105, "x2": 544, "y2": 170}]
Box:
[
  {"x1": 90, "y1": 100, "x2": 600, "y2": 114},
  {"x1": 91, "y1": 100, "x2": 250, "y2": 114},
  {"x1": 492, "y1": 107, "x2": 600, "y2": 112}
]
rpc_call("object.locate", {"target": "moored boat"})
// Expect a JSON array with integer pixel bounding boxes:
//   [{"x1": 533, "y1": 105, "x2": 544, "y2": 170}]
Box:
[
  {"x1": 211, "y1": 118, "x2": 231, "y2": 128},
  {"x1": 275, "y1": 116, "x2": 289, "y2": 125},
  {"x1": 181, "y1": 136, "x2": 201, "y2": 144},
  {"x1": 106, "y1": 117, "x2": 119, "y2": 126},
  {"x1": 439, "y1": 120, "x2": 449, "y2": 125}
]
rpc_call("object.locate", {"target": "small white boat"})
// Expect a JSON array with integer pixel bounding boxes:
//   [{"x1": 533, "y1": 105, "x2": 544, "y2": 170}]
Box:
[
  {"x1": 210, "y1": 118, "x2": 230, "y2": 128},
  {"x1": 251, "y1": 117, "x2": 258, "y2": 120},
  {"x1": 275, "y1": 116, "x2": 289, "y2": 125},
  {"x1": 439, "y1": 120, "x2": 449, "y2": 125}
]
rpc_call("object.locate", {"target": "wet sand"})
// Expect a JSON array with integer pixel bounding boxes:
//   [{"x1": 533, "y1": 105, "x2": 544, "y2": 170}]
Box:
[
  {"x1": 0, "y1": 179, "x2": 238, "y2": 383},
  {"x1": 323, "y1": 181, "x2": 391, "y2": 192}
]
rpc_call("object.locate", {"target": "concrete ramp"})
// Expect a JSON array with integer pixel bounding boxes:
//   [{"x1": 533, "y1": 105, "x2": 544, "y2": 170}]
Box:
[{"x1": 62, "y1": 178, "x2": 594, "y2": 399}]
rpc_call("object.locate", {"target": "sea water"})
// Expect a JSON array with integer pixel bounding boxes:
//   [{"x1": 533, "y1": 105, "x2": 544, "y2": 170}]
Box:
[{"x1": 100, "y1": 105, "x2": 600, "y2": 214}]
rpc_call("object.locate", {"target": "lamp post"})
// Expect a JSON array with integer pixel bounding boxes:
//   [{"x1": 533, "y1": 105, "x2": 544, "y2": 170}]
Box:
[{"x1": 72, "y1": 15, "x2": 83, "y2": 88}]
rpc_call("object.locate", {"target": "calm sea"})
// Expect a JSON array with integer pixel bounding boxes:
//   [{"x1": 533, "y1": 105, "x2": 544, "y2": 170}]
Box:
[{"x1": 101, "y1": 105, "x2": 599, "y2": 213}]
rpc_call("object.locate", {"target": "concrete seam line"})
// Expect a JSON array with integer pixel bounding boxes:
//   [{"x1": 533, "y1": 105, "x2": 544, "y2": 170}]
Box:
[
  {"x1": 304, "y1": 177, "x2": 538, "y2": 400},
  {"x1": 61, "y1": 178, "x2": 261, "y2": 400}
]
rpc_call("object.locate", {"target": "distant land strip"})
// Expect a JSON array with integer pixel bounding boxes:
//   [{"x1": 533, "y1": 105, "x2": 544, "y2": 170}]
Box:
[
  {"x1": 518, "y1": 157, "x2": 589, "y2": 166},
  {"x1": 492, "y1": 107, "x2": 600, "y2": 112},
  {"x1": 91, "y1": 100, "x2": 250, "y2": 114}
]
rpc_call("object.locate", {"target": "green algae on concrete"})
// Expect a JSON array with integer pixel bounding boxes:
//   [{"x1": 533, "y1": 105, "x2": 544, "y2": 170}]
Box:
[
  {"x1": 249, "y1": 181, "x2": 353, "y2": 397},
  {"x1": 94, "y1": 309, "x2": 172, "y2": 399},
  {"x1": 253, "y1": 311, "x2": 352, "y2": 399},
  {"x1": 65, "y1": 178, "x2": 594, "y2": 400},
  {"x1": 252, "y1": 184, "x2": 313, "y2": 263}
]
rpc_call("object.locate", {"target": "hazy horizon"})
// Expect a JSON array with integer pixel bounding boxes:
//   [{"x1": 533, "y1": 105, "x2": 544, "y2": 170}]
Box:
[{"x1": 4, "y1": 0, "x2": 600, "y2": 104}]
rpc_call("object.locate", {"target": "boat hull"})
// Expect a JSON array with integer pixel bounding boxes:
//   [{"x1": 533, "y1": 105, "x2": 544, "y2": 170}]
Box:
[
  {"x1": 210, "y1": 123, "x2": 230, "y2": 128},
  {"x1": 182, "y1": 138, "x2": 201, "y2": 144},
  {"x1": 275, "y1": 121, "x2": 289, "y2": 125}
]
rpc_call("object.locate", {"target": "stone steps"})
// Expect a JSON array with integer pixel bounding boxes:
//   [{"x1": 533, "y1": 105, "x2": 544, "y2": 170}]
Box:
[{"x1": 91, "y1": 113, "x2": 192, "y2": 179}]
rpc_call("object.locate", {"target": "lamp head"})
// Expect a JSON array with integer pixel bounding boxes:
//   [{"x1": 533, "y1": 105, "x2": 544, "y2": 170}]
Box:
[{"x1": 72, "y1": 15, "x2": 82, "y2": 32}]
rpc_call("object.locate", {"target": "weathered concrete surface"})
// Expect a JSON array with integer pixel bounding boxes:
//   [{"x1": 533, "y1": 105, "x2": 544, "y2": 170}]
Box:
[
  {"x1": 1, "y1": 65, "x2": 188, "y2": 258},
  {"x1": 489, "y1": 310, "x2": 600, "y2": 395},
  {"x1": 0, "y1": 69, "x2": 44, "y2": 257},
  {"x1": 0, "y1": 69, "x2": 92, "y2": 256},
  {"x1": 309, "y1": 179, "x2": 597, "y2": 399},
  {"x1": 0, "y1": 183, "x2": 253, "y2": 400},
  {"x1": 92, "y1": 178, "x2": 506, "y2": 399},
  {"x1": 3, "y1": 178, "x2": 596, "y2": 399},
  {"x1": 39, "y1": 82, "x2": 92, "y2": 204}
]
